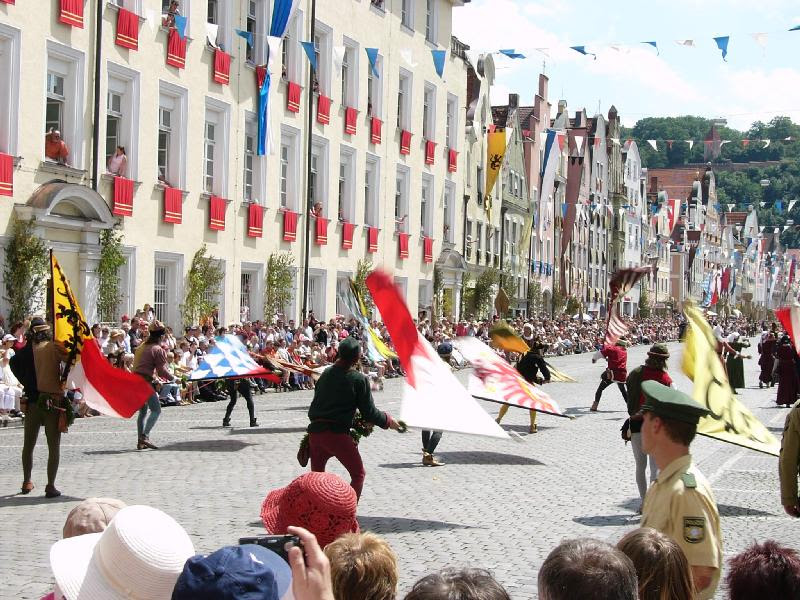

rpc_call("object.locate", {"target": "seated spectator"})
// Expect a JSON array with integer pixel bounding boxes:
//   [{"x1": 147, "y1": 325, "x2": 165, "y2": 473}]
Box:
[
  {"x1": 538, "y1": 538, "x2": 637, "y2": 600},
  {"x1": 48, "y1": 505, "x2": 194, "y2": 599},
  {"x1": 324, "y1": 532, "x2": 397, "y2": 600},
  {"x1": 403, "y1": 568, "x2": 510, "y2": 600},
  {"x1": 45, "y1": 129, "x2": 69, "y2": 164},
  {"x1": 617, "y1": 528, "x2": 693, "y2": 600},
  {"x1": 62, "y1": 497, "x2": 127, "y2": 538},
  {"x1": 726, "y1": 540, "x2": 800, "y2": 600},
  {"x1": 107, "y1": 146, "x2": 128, "y2": 177},
  {"x1": 172, "y1": 544, "x2": 292, "y2": 600},
  {"x1": 261, "y1": 472, "x2": 359, "y2": 548}
]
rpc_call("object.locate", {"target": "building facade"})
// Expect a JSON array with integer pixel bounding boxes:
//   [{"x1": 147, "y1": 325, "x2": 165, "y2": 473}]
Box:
[{"x1": 0, "y1": 0, "x2": 469, "y2": 327}]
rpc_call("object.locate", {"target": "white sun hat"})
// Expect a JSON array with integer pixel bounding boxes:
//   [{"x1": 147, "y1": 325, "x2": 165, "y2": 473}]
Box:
[{"x1": 50, "y1": 505, "x2": 195, "y2": 600}]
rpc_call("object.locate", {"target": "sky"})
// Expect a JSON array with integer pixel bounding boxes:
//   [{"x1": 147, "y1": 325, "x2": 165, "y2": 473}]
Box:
[{"x1": 452, "y1": 0, "x2": 800, "y2": 131}]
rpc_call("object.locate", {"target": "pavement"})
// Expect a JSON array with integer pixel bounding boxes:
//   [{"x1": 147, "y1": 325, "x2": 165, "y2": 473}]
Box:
[{"x1": 0, "y1": 339, "x2": 795, "y2": 599}]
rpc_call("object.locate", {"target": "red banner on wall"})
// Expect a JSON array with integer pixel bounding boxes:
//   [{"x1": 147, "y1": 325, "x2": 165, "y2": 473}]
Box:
[
  {"x1": 398, "y1": 232, "x2": 410, "y2": 259},
  {"x1": 317, "y1": 95, "x2": 331, "y2": 125},
  {"x1": 166, "y1": 28, "x2": 186, "y2": 69},
  {"x1": 209, "y1": 196, "x2": 226, "y2": 231},
  {"x1": 370, "y1": 117, "x2": 382, "y2": 145},
  {"x1": 213, "y1": 49, "x2": 230, "y2": 85},
  {"x1": 112, "y1": 176, "x2": 134, "y2": 217},
  {"x1": 0, "y1": 153, "x2": 13, "y2": 197},
  {"x1": 341, "y1": 222, "x2": 355, "y2": 250},
  {"x1": 287, "y1": 82, "x2": 301, "y2": 113},
  {"x1": 59, "y1": 0, "x2": 84, "y2": 27},
  {"x1": 283, "y1": 210, "x2": 298, "y2": 242},
  {"x1": 163, "y1": 187, "x2": 182, "y2": 224},
  {"x1": 248, "y1": 203, "x2": 264, "y2": 238},
  {"x1": 115, "y1": 8, "x2": 139, "y2": 50}
]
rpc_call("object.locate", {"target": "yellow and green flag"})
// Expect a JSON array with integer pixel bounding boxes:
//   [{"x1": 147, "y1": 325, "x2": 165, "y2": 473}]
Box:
[
  {"x1": 489, "y1": 320, "x2": 529, "y2": 355},
  {"x1": 683, "y1": 304, "x2": 779, "y2": 456}
]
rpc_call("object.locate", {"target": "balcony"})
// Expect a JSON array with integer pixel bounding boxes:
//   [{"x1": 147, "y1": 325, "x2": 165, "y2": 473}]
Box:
[{"x1": 451, "y1": 36, "x2": 470, "y2": 62}]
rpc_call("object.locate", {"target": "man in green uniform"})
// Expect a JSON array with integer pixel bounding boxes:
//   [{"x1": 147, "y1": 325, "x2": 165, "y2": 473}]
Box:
[
  {"x1": 779, "y1": 400, "x2": 800, "y2": 517},
  {"x1": 639, "y1": 380, "x2": 722, "y2": 600},
  {"x1": 307, "y1": 336, "x2": 400, "y2": 500}
]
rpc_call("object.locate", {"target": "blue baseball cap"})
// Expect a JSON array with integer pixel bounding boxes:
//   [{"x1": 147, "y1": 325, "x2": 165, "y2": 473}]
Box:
[{"x1": 171, "y1": 545, "x2": 292, "y2": 600}]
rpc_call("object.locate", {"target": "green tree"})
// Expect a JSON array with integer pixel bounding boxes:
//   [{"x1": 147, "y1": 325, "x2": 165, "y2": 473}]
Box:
[
  {"x1": 4, "y1": 218, "x2": 48, "y2": 323},
  {"x1": 97, "y1": 228, "x2": 127, "y2": 322},
  {"x1": 352, "y1": 258, "x2": 375, "y2": 316},
  {"x1": 565, "y1": 295, "x2": 581, "y2": 316},
  {"x1": 527, "y1": 279, "x2": 543, "y2": 314},
  {"x1": 461, "y1": 272, "x2": 474, "y2": 317},
  {"x1": 639, "y1": 284, "x2": 651, "y2": 318},
  {"x1": 432, "y1": 265, "x2": 444, "y2": 319},
  {"x1": 472, "y1": 268, "x2": 500, "y2": 318},
  {"x1": 551, "y1": 285, "x2": 567, "y2": 315},
  {"x1": 264, "y1": 252, "x2": 295, "y2": 321},
  {"x1": 181, "y1": 245, "x2": 224, "y2": 326}
]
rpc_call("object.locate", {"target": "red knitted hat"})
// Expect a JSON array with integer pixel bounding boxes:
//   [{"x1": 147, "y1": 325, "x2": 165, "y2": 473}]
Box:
[{"x1": 260, "y1": 472, "x2": 359, "y2": 548}]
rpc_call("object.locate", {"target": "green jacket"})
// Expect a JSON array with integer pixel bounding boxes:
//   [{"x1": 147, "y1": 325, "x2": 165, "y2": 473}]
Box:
[
  {"x1": 780, "y1": 401, "x2": 800, "y2": 506},
  {"x1": 307, "y1": 364, "x2": 389, "y2": 434}
]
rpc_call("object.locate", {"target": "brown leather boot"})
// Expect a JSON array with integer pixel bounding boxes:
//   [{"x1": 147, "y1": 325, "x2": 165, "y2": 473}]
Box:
[{"x1": 422, "y1": 452, "x2": 444, "y2": 467}]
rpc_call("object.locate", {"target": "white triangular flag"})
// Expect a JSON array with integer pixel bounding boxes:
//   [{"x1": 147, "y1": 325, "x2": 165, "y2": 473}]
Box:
[
  {"x1": 333, "y1": 45, "x2": 346, "y2": 71},
  {"x1": 267, "y1": 36, "x2": 283, "y2": 74},
  {"x1": 676, "y1": 39, "x2": 695, "y2": 47},
  {"x1": 751, "y1": 32, "x2": 768, "y2": 50},
  {"x1": 789, "y1": 200, "x2": 797, "y2": 211},
  {"x1": 205, "y1": 22, "x2": 219, "y2": 48},
  {"x1": 785, "y1": 226, "x2": 790, "y2": 231},
  {"x1": 611, "y1": 137, "x2": 620, "y2": 145},
  {"x1": 760, "y1": 202, "x2": 766, "y2": 208},
  {"x1": 647, "y1": 139, "x2": 658, "y2": 151},
  {"x1": 687, "y1": 140, "x2": 694, "y2": 150},
  {"x1": 574, "y1": 135, "x2": 584, "y2": 154},
  {"x1": 720, "y1": 140, "x2": 730, "y2": 147},
  {"x1": 400, "y1": 49, "x2": 418, "y2": 68},
  {"x1": 727, "y1": 204, "x2": 734, "y2": 211},
  {"x1": 763, "y1": 140, "x2": 771, "y2": 148}
]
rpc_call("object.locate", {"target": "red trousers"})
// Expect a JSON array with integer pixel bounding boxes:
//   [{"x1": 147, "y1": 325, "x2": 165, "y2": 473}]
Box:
[{"x1": 309, "y1": 431, "x2": 366, "y2": 499}]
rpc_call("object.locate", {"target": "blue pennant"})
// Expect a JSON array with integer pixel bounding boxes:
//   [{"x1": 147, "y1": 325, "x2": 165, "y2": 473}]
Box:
[{"x1": 300, "y1": 41, "x2": 317, "y2": 71}]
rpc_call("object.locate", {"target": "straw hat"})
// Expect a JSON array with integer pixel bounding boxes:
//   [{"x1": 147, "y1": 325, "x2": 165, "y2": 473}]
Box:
[
  {"x1": 50, "y1": 505, "x2": 194, "y2": 600},
  {"x1": 260, "y1": 472, "x2": 359, "y2": 548}
]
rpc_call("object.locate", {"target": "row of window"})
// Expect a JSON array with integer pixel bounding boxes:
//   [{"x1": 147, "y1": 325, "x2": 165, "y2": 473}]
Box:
[{"x1": 149, "y1": 255, "x2": 430, "y2": 327}]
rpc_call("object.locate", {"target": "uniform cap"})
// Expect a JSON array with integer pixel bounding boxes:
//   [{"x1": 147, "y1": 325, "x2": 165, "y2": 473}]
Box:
[
  {"x1": 337, "y1": 336, "x2": 361, "y2": 361},
  {"x1": 647, "y1": 343, "x2": 670, "y2": 358},
  {"x1": 641, "y1": 380, "x2": 709, "y2": 425}
]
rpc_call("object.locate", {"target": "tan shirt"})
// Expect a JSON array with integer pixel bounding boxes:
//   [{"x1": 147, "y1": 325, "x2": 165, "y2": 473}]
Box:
[
  {"x1": 32, "y1": 341, "x2": 68, "y2": 395},
  {"x1": 641, "y1": 454, "x2": 722, "y2": 600},
  {"x1": 779, "y1": 401, "x2": 800, "y2": 506}
]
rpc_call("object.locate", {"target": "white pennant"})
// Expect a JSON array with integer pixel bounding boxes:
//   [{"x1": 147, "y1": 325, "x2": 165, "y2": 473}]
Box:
[
  {"x1": 647, "y1": 139, "x2": 658, "y2": 151},
  {"x1": 675, "y1": 39, "x2": 696, "y2": 47},
  {"x1": 399, "y1": 49, "x2": 417, "y2": 68},
  {"x1": 789, "y1": 200, "x2": 797, "y2": 211},
  {"x1": 267, "y1": 36, "x2": 283, "y2": 74},
  {"x1": 760, "y1": 202, "x2": 766, "y2": 207},
  {"x1": 785, "y1": 226, "x2": 790, "y2": 231},
  {"x1": 751, "y1": 32, "x2": 769, "y2": 50},
  {"x1": 574, "y1": 135, "x2": 584, "y2": 154},
  {"x1": 763, "y1": 140, "x2": 771, "y2": 148},
  {"x1": 205, "y1": 22, "x2": 219, "y2": 48},
  {"x1": 727, "y1": 204, "x2": 734, "y2": 211},
  {"x1": 686, "y1": 140, "x2": 694, "y2": 150},
  {"x1": 333, "y1": 45, "x2": 347, "y2": 71},
  {"x1": 611, "y1": 137, "x2": 620, "y2": 145},
  {"x1": 720, "y1": 140, "x2": 731, "y2": 147},
  {"x1": 760, "y1": 226, "x2": 765, "y2": 232}
]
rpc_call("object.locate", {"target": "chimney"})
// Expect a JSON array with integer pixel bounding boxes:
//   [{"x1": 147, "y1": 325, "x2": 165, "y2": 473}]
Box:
[
  {"x1": 650, "y1": 176, "x2": 658, "y2": 193},
  {"x1": 508, "y1": 93, "x2": 519, "y2": 110},
  {"x1": 538, "y1": 73, "x2": 548, "y2": 99},
  {"x1": 557, "y1": 99, "x2": 567, "y2": 114}
]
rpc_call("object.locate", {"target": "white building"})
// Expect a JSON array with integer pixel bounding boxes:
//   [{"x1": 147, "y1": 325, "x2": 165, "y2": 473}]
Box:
[
  {"x1": 620, "y1": 140, "x2": 643, "y2": 315},
  {"x1": 0, "y1": 0, "x2": 469, "y2": 327}
]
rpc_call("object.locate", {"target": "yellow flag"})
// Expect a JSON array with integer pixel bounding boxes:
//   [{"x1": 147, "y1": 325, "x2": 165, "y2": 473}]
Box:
[
  {"x1": 489, "y1": 320, "x2": 529, "y2": 355},
  {"x1": 683, "y1": 304, "x2": 780, "y2": 456},
  {"x1": 485, "y1": 130, "x2": 506, "y2": 200},
  {"x1": 51, "y1": 252, "x2": 92, "y2": 378}
]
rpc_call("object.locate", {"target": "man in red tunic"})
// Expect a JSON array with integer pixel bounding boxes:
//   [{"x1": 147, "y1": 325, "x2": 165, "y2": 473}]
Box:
[{"x1": 591, "y1": 339, "x2": 628, "y2": 411}]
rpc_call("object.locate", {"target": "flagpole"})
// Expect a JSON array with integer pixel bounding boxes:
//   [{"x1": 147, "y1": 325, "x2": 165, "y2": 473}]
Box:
[
  {"x1": 471, "y1": 395, "x2": 574, "y2": 419},
  {"x1": 300, "y1": 0, "x2": 317, "y2": 320}
]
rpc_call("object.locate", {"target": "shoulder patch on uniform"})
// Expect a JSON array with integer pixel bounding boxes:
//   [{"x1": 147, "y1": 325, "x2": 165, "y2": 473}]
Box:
[
  {"x1": 681, "y1": 473, "x2": 697, "y2": 488},
  {"x1": 683, "y1": 517, "x2": 705, "y2": 544}
]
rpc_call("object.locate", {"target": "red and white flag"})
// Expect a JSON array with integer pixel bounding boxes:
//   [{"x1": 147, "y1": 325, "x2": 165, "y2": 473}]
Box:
[
  {"x1": 366, "y1": 270, "x2": 507, "y2": 438},
  {"x1": 454, "y1": 337, "x2": 565, "y2": 417},
  {"x1": 605, "y1": 266, "x2": 653, "y2": 345},
  {"x1": 776, "y1": 305, "x2": 800, "y2": 356},
  {"x1": 51, "y1": 253, "x2": 152, "y2": 418}
]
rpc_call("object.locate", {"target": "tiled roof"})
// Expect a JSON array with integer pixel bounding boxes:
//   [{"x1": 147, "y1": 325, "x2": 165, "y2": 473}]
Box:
[{"x1": 646, "y1": 168, "x2": 704, "y2": 202}]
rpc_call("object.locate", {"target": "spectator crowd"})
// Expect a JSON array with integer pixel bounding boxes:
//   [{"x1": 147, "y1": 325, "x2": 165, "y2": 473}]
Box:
[{"x1": 0, "y1": 306, "x2": 760, "y2": 425}]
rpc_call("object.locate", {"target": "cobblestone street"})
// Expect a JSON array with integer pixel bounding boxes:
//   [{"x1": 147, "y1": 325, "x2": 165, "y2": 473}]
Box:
[{"x1": 0, "y1": 340, "x2": 795, "y2": 599}]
